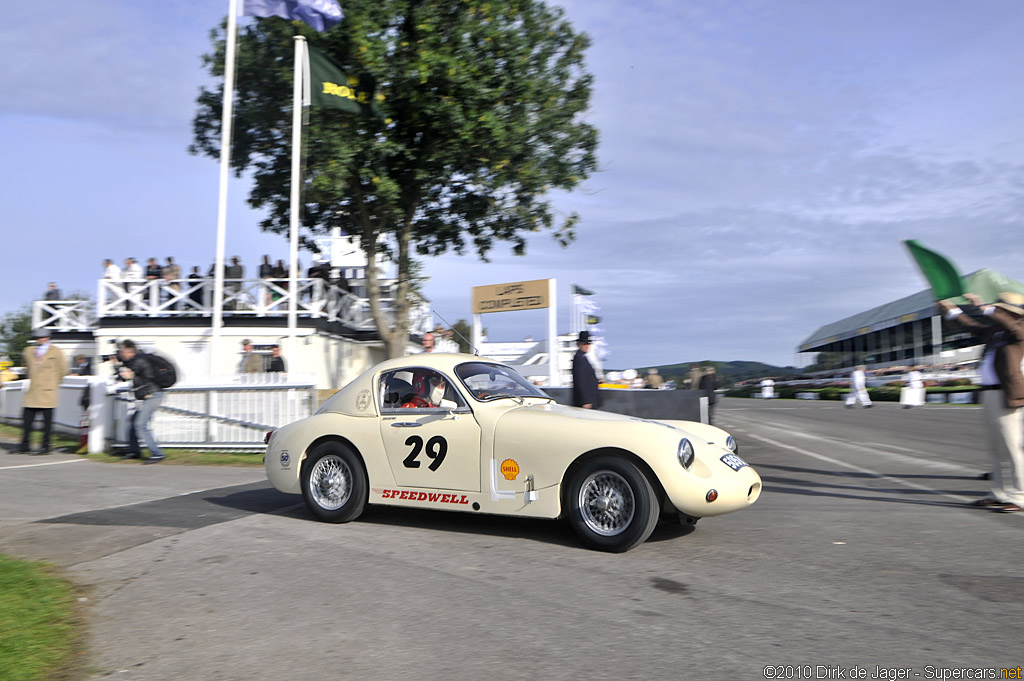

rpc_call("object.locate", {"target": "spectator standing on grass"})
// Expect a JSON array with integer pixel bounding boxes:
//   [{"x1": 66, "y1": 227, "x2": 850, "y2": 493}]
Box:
[
  {"x1": 116, "y1": 340, "x2": 166, "y2": 464},
  {"x1": 18, "y1": 328, "x2": 67, "y2": 455},
  {"x1": 939, "y1": 292, "x2": 1024, "y2": 513},
  {"x1": 845, "y1": 365, "x2": 873, "y2": 408},
  {"x1": 699, "y1": 366, "x2": 719, "y2": 424},
  {"x1": 268, "y1": 345, "x2": 286, "y2": 373}
]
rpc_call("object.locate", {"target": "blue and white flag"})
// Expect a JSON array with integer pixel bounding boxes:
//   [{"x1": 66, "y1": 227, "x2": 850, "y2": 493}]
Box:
[{"x1": 243, "y1": 0, "x2": 343, "y2": 32}]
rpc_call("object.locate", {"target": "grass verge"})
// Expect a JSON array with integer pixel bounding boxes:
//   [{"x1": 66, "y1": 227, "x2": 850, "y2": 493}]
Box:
[
  {"x1": 0, "y1": 423, "x2": 263, "y2": 467},
  {"x1": 0, "y1": 554, "x2": 83, "y2": 681}
]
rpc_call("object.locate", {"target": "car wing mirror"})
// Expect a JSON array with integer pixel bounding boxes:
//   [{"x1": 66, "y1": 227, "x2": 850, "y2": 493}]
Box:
[{"x1": 438, "y1": 398, "x2": 458, "y2": 410}]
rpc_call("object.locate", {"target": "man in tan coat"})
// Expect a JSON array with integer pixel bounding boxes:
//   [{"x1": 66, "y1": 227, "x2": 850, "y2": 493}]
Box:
[{"x1": 19, "y1": 328, "x2": 67, "y2": 455}]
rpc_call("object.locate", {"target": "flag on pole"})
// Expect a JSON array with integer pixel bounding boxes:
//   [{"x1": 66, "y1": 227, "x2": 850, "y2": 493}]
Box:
[
  {"x1": 902, "y1": 239, "x2": 965, "y2": 300},
  {"x1": 243, "y1": 0, "x2": 343, "y2": 32},
  {"x1": 306, "y1": 45, "x2": 383, "y2": 117},
  {"x1": 573, "y1": 284, "x2": 594, "y2": 296}
]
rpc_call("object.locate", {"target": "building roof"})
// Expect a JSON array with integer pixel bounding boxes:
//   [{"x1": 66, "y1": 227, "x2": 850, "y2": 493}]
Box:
[{"x1": 798, "y1": 269, "x2": 1024, "y2": 352}]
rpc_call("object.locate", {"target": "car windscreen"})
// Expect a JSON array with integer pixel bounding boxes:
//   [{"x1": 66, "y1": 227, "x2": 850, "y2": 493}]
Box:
[{"x1": 454, "y1": 362, "x2": 551, "y2": 401}]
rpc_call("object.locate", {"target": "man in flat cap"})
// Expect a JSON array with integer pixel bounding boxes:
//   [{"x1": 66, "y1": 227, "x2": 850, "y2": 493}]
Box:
[{"x1": 19, "y1": 328, "x2": 67, "y2": 455}]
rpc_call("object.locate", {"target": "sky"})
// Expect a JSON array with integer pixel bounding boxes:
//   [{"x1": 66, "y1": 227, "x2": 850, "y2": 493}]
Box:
[{"x1": 2, "y1": 0, "x2": 1023, "y2": 368}]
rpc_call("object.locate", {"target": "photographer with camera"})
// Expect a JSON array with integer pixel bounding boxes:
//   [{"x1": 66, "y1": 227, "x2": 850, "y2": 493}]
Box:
[{"x1": 116, "y1": 339, "x2": 166, "y2": 464}]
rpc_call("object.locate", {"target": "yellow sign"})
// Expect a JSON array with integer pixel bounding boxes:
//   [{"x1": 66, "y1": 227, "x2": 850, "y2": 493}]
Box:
[
  {"x1": 472, "y1": 279, "x2": 550, "y2": 314},
  {"x1": 500, "y1": 458, "x2": 520, "y2": 481}
]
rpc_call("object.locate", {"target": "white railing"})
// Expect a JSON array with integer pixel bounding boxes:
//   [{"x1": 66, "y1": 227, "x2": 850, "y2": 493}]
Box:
[
  {"x1": 0, "y1": 376, "x2": 317, "y2": 452},
  {"x1": 32, "y1": 300, "x2": 94, "y2": 332},
  {"x1": 82, "y1": 277, "x2": 432, "y2": 333}
]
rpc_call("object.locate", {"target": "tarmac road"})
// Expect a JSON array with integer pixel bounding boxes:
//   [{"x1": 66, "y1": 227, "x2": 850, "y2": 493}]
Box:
[{"x1": 1, "y1": 398, "x2": 1022, "y2": 680}]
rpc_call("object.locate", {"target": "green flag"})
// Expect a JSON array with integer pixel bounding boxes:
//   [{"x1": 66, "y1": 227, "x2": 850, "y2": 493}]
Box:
[
  {"x1": 902, "y1": 239, "x2": 965, "y2": 301},
  {"x1": 307, "y1": 45, "x2": 383, "y2": 117},
  {"x1": 587, "y1": 315, "x2": 601, "y2": 325},
  {"x1": 573, "y1": 284, "x2": 594, "y2": 296}
]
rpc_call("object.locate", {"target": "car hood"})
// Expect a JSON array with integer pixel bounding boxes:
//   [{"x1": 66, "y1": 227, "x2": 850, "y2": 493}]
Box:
[{"x1": 496, "y1": 401, "x2": 716, "y2": 441}]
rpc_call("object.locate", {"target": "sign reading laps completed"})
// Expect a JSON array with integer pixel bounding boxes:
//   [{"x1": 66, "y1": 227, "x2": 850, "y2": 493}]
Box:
[{"x1": 472, "y1": 279, "x2": 551, "y2": 314}]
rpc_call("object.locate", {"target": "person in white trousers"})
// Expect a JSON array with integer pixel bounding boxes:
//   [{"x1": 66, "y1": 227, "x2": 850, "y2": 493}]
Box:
[{"x1": 845, "y1": 365, "x2": 872, "y2": 408}]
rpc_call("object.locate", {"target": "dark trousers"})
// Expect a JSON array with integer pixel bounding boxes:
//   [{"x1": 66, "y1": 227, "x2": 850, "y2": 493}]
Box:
[{"x1": 21, "y1": 407, "x2": 54, "y2": 450}]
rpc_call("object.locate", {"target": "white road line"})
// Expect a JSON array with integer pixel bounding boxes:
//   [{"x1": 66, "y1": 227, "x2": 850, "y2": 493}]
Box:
[
  {"x1": 746, "y1": 432, "x2": 975, "y2": 504},
  {"x1": 727, "y1": 418, "x2": 978, "y2": 474},
  {"x1": 0, "y1": 458, "x2": 87, "y2": 471}
]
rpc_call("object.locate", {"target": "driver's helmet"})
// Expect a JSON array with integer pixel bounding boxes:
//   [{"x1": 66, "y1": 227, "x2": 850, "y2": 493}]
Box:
[{"x1": 411, "y1": 370, "x2": 433, "y2": 398}]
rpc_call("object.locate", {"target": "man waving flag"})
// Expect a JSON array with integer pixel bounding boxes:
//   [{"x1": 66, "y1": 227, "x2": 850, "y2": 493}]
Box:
[{"x1": 243, "y1": 0, "x2": 343, "y2": 32}]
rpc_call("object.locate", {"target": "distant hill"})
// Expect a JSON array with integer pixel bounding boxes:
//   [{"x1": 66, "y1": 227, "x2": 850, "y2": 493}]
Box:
[{"x1": 623, "y1": 360, "x2": 798, "y2": 386}]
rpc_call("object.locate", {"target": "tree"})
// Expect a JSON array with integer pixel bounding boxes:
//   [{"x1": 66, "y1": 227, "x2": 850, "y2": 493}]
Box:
[
  {"x1": 449, "y1": 319, "x2": 474, "y2": 353},
  {"x1": 0, "y1": 306, "x2": 32, "y2": 366},
  {"x1": 191, "y1": 0, "x2": 598, "y2": 357}
]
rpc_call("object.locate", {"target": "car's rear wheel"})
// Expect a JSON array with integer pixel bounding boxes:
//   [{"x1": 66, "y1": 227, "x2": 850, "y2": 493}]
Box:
[
  {"x1": 301, "y1": 442, "x2": 367, "y2": 523},
  {"x1": 565, "y1": 456, "x2": 660, "y2": 552}
]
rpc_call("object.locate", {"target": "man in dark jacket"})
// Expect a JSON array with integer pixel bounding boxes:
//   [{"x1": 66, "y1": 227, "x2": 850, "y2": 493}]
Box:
[
  {"x1": 698, "y1": 366, "x2": 719, "y2": 424},
  {"x1": 571, "y1": 331, "x2": 600, "y2": 409},
  {"x1": 116, "y1": 339, "x2": 166, "y2": 464},
  {"x1": 268, "y1": 345, "x2": 286, "y2": 373}
]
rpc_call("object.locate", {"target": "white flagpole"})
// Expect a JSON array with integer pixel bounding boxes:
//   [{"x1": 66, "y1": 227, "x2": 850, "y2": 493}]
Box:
[
  {"x1": 288, "y1": 36, "x2": 307, "y2": 363},
  {"x1": 212, "y1": 0, "x2": 240, "y2": 377}
]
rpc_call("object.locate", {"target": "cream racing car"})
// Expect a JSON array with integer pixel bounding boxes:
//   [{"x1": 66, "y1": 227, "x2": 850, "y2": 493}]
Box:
[{"x1": 265, "y1": 353, "x2": 761, "y2": 552}]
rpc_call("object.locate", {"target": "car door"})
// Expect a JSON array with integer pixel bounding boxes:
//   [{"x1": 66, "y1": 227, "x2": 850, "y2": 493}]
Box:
[{"x1": 378, "y1": 368, "x2": 481, "y2": 492}]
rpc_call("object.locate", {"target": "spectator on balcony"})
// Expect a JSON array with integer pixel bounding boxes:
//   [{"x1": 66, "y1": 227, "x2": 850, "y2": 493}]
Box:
[
  {"x1": 188, "y1": 266, "x2": 204, "y2": 309},
  {"x1": 163, "y1": 256, "x2": 181, "y2": 308},
  {"x1": 44, "y1": 282, "x2": 62, "y2": 301},
  {"x1": 102, "y1": 258, "x2": 121, "y2": 280},
  {"x1": 18, "y1": 328, "x2": 67, "y2": 455},
  {"x1": 239, "y1": 339, "x2": 264, "y2": 374},
  {"x1": 268, "y1": 345, "x2": 286, "y2": 373},
  {"x1": 145, "y1": 257, "x2": 163, "y2": 281},
  {"x1": 272, "y1": 260, "x2": 288, "y2": 302},
  {"x1": 123, "y1": 257, "x2": 144, "y2": 311},
  {"x1": 225, "y1": 256, "x2": 244, "y2": 310}
]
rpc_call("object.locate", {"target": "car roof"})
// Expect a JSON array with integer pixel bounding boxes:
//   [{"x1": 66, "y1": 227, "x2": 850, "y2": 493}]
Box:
[{"x1": 319, "y1": 353, "x2": 508, "y2": 416}]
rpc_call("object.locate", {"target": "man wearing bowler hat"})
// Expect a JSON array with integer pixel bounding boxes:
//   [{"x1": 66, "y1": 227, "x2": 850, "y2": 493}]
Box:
[
  {"x1": 19, "y1": 328, "x2": 67, "y2": 455},
  {"x1": 572, "y1": 331, "x2": 601, "y2": 409},
  {"x1": 939, "y1": 291, "x2": 1024, "y2": 512}
]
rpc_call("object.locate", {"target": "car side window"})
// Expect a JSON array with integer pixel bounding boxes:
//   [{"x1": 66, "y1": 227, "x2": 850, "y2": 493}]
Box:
[{"x1": 379, "y1": 369, "x2": 466, "y2": 411}]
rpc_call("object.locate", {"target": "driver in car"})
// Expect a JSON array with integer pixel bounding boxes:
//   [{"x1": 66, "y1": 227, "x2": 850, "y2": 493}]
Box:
[{"x1": 403, "y1": 372, "x2": 451, "y2": 408}]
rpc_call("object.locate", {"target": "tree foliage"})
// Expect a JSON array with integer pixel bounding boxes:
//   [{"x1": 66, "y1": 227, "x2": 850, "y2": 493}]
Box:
[
  {"x1": 191, "y1": 0, "x2": 598, "y2": 357},
  {"x1": 0, "y1": 307, "x2": 32, "y2": 366}
]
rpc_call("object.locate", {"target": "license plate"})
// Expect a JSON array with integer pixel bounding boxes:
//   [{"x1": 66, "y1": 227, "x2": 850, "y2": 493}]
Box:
[{"x1": 720, "y1": 453, "x2": 747, "y2": 471}]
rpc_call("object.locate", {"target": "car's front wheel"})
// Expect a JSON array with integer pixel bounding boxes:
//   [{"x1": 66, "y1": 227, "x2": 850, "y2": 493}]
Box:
[
  {"x1": 565, "y1": 456, "x2": 660, "y2": 552},
  {"x1": 301, "y1": 442, "x2": 367, "y2": 523}
]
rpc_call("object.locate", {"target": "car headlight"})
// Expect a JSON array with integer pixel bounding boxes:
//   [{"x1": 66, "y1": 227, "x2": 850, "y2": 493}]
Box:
[
  {"x1": 677, "y1": 438, "x2": 695, "y2": 469},
  {"x1": 726, "y1": 435, "x2": 738, "y2": 453}
]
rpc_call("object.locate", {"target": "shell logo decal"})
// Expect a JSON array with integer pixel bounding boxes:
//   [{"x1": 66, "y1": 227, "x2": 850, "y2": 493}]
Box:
[{"x1": 500, "y1": 458, "x2": 520, "y2": 481}]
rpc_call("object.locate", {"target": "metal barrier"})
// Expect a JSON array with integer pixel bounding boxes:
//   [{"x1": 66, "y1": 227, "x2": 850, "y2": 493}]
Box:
[{"x1": 0, "y1": 376, "x2": 316, "y2": 453}]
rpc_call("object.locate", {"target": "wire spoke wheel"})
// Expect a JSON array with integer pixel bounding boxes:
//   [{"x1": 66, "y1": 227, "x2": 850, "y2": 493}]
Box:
[
  {"x1": 578, "y1": 470, "x2": 635, "y2": 536},
  {"x1": 566, "y1": 456, "x2": 659, "y2": 552},
  {"x1": 309, "y1": 454, "x2": 352, "y2": 510}
]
